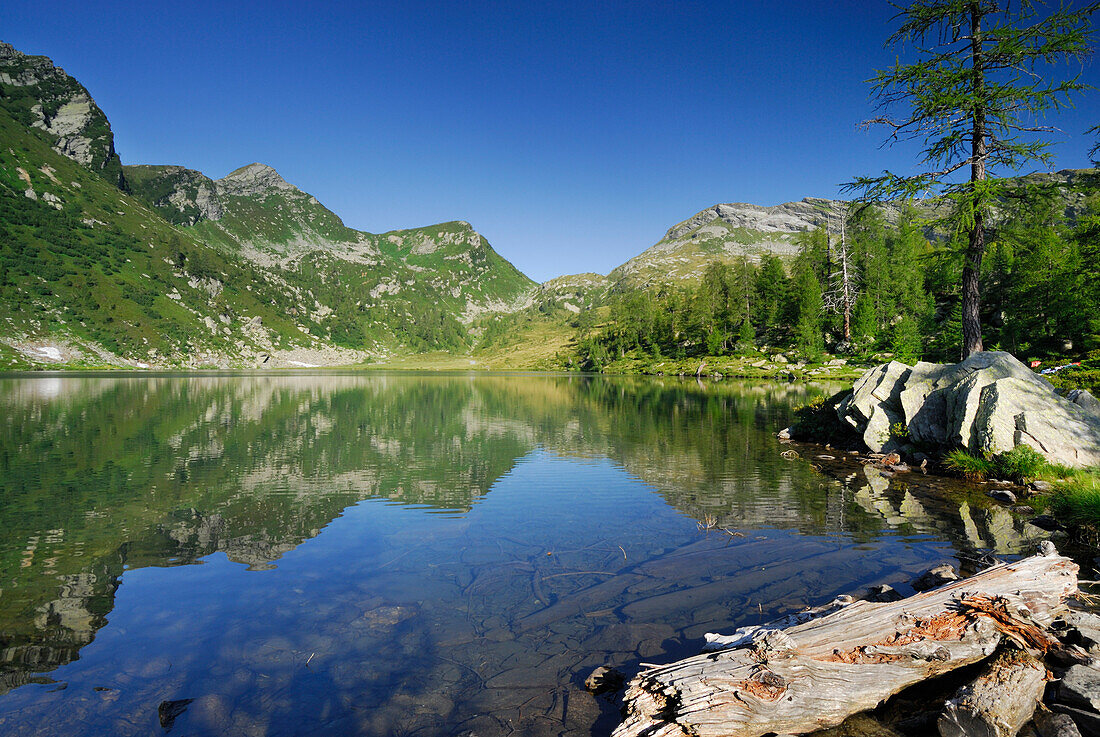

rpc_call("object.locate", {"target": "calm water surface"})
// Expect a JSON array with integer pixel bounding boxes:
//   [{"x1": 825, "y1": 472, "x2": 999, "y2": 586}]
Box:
[{"x1": 0, "y1": 373, "x2": 1046, "y2": 736}]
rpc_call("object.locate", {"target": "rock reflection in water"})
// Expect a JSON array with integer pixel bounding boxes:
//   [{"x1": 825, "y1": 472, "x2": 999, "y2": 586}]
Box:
[
  {"x1": 0, "y1": 373, "x2": 1046, "y2": 736},
  {"x1": 810, "y1": 450, "x2": 1045, "y2": 559}
]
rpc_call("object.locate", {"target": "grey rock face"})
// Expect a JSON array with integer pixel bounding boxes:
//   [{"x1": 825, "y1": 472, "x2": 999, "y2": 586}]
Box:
[
  {"x1": 837, "y1": 352, "x2": 1100, "y2": 469},
  {"x1": 1034, "y1": 712, "x2": 1084, "y2": 737},
  {"x1": 1063, "y1": 611, "x2": 1100, "y2": 653},
  {"x1": 866, "y1": 584, "x2": 903, "y2": 603},
  {"x1": 662, "y1": 198, "x2": 850, "y2": 242},
  {"x1": 125, "y1": 165, "x2": 225, "y2": 224},
  {"x1": 844, "y1": 360, "x2": 911, "y2": 452},
  {"x1": 1067, "y1": 390, "x2": 1100, "y2": 414},
  {"x1": 1060, "y1": 664, "x2": 1100, "y2": 713},
  {"x1": 1050, "y1": 704, "x2": 1100, "y2": 737}
]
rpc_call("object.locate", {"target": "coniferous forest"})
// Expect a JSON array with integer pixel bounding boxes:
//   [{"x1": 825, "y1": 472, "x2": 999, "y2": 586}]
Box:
[{"x1": 572, "y1": 185, "x2": 1100, "y2": 379}]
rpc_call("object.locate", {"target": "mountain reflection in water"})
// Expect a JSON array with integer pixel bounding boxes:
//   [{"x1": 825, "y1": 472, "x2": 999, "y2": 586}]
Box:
[{"x1": 0, "y1": 373, "x2": 1046, "y2": 736}]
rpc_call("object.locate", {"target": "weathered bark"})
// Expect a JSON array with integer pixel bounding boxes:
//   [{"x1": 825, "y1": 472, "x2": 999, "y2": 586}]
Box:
[
  {"x1": 938, "y1": 647, "x2": 1046, "y2": 737},
  {"x1": 613, "y1": 553, "x2": 1077, "y2": 737}
]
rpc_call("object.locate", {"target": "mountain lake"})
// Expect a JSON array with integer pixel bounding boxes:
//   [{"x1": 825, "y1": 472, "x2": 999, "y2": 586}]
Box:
[{"x1": 0, "y1": 372, "x2": 1054, "y2": 736}]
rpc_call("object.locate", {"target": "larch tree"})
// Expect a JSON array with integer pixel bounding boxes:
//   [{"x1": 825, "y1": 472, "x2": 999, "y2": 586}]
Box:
[{"x1": 847, "y1": 0, "x2": 1094, "y2": 359}]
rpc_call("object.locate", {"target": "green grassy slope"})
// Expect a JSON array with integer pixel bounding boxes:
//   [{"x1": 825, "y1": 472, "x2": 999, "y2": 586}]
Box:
[
  {"x1": 125, "y1": 164, "x2": 538, "y2": 356},
  {"x1": 0, "y1": 40, "x2": 541, "y2": 366},
  {"x1": 0, "y1": 108, "x2": 322, "y2": 367}
]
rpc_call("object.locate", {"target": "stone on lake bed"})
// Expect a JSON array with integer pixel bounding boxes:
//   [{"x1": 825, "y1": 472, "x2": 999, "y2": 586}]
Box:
[
  {"x1": 351, "y1": 604, "x2": 418, "y2": 633},
  {"x1": 158, "y1": 699, "x2": 194, "y2": 731},
  {"x1": 1029, "y1": 515, "x2": 1063, "y2": 532},
  {"x1": 988, "y1": 488, "x2": 1018, "y2": 504}
]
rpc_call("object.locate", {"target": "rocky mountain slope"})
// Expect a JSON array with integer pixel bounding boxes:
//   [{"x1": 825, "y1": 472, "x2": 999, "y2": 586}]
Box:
[
  {"x1": 0, "y1": 42, "x2": 123, "y2": 187},
  {"x1": 0, "y1": 41, "x2": 535, "y2": 368},
  {"x1": 1, "y1": 40, "x2": 1092, "y2": 369},
  {"x1": 608, "y1": 170, "x2": 1089, "y2": 290},
  {"x1": 126, "y1": 161, "x2": 536, "y2": 335}
]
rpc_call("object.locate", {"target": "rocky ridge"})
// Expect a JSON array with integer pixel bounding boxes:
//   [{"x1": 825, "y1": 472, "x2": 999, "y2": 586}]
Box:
[{"x1": 608, "y1": 197, "x2": 896, "y2": 287}]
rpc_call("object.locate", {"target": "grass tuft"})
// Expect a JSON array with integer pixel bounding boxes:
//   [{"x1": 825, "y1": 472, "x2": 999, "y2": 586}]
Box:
[
  {"x1": 943, "y1": 449, "x2": 996, "y2": 481},
  {"x1": 1050, "y1": 473, "x2": 1100, "y2": 529},
  {"x1": 943, "y1": 445, "x2": 1054, "y2": 484}
]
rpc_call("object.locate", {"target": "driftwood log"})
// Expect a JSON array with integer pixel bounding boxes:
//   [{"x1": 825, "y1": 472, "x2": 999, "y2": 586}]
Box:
[{"x1": 614, "y1": 552, "x2": 1078, "y2": 737}]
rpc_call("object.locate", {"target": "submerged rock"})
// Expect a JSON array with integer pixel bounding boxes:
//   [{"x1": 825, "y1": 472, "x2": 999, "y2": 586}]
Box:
[
  {"x1": 836, "y1": 352, "x2": 1100, "y2": 468},
  {"x1": 910, "y1": 563, "x2": 960, "y2": 592},
  {"x1": 584, "y1": 665, "x2": 624, "y2": 695},
  {"x1": 866, "y1": 584, "x2": 903, "y2": 603}
]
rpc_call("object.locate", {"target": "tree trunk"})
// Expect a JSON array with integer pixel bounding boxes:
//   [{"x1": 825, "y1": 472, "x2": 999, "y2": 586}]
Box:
[
  {"x1": 961, "y1": 216, "x2": 985, "y2": 359},
  {"x1": 613, "y1": 552, "x2": 1078, "y2": 737},
  {"x1": 962, "y1": 1, "x2": 987, "y2": 359}
]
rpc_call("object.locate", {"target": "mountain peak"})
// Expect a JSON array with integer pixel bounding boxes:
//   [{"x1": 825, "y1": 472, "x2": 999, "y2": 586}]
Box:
[{"x1": 218, "y1": 162, "x2": 296, "y2": 196}]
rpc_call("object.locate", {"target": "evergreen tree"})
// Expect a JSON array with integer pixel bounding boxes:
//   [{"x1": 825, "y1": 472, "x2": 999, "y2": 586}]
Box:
[
  {"x1": 850, "y1": 206, "x2": 890, "y2": 335},
  {"x1": 848, "y1": 0, "x2": 1094, "y2": 358},
  {"x1": 851, "y1": 293, "x2": 878, "y2": 345},
  {"x1": 791, "y1": 265, "x2": 824, "y2": 357},
  {"x1": 1072, "y1": 199, "x2": 1100, "y2": 352},
  {"x1": 793, "y1": 227, "x2": 830, "y2": 284},
  {"x1": 754, "y1": 255, "x2": 789, "y2": 334}
]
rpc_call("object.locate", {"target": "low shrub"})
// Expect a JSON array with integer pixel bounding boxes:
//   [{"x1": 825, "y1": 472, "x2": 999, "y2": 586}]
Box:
[
  {"x1": 789, "y1": 390, "x2": 859, "y2": 445},
  {"x1": 994, "y1": 445, "x2": 1047, "y2": 483}
]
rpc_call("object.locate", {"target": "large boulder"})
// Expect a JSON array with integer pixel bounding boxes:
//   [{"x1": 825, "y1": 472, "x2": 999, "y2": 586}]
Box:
[
  {"x1": 841, "y1": 360, "x2": 912, "y2": 452},
  {"x1": 837, "y1": 352, "x2": 1100, "y2": 468}
]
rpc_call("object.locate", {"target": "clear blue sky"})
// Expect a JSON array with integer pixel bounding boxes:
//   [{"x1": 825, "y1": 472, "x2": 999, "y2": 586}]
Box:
[{"x1": 5, "y1": 1, "x2": 1098, "y2": 282}]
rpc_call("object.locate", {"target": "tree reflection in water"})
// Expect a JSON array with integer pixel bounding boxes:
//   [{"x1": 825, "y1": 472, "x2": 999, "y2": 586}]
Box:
[{"x1": 0, "y1": 373, "x2": 1048, "y2": 736}]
